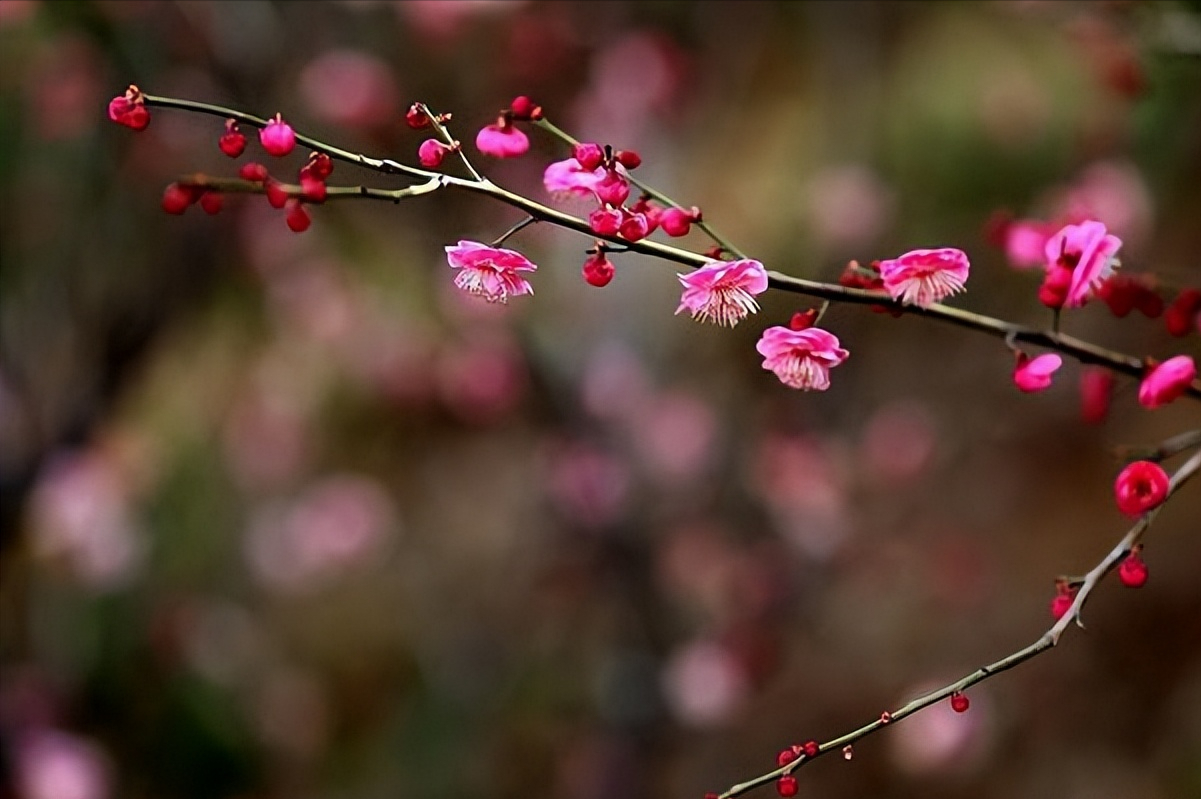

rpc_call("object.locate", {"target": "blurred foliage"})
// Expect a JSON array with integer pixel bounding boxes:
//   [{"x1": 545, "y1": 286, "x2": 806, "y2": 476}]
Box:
[{"x1": 1, "y1": 2, "x2": 1200, "y2": 799}]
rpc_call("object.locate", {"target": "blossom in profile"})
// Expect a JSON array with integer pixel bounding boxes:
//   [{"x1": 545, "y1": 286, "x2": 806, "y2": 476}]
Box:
[
  {"x1": 1044, "y1": 220, "x2": 1121, "y2": 308},
  {"x1": 445, "y1": 240, "x2": 536, "y2": 303},
  {"x1": 756, "y1": 326, "x2": 850, "y2": 391},
  {"x1": 475, "y1": 117, "x2": 529, "y2": 158},
  {"x1": 543, "y1": 157, "x2": 608, "y2": 198},
  {"x1": 107, "y1": 84, "x2": 149, "y2": 131},
  {"x1": 1137, "y1": 355, "x2": 1196, "y2": 409},
  {"x1": 877, "y1": 248, "x2": 970, "y2": 308},
  {"x1": 675, "y1": 259, "x2": 769, "y2": 327},
  {"x1": 1012, "y1": 352, "x2": 1062, "y2": 393}
]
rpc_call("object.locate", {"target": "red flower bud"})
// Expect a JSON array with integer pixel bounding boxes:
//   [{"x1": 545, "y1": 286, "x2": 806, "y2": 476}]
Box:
[{"x1": 219, "y1": 119, "x2": 246, "y2": 158}]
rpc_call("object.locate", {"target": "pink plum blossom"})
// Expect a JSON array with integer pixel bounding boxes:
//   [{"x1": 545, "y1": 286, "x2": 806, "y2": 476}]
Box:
[
  {"x1": 1043, "y1": 220, "x2": 1122, "y2": 308},
  {"x1": 1012, "y1": 352, "x2": 1062, "y2": 393},
  {"x1": 675, "y1": 259, "x2": 769, "y2": 327},
  {"x1": 877, "y1": 248, "x2": 970, "y2": 308},
  {"x1": 543, "y1": 157, "x2": 608, "y2": 198},
  {"x1": 475, "y1": 119, "x2": 528, "y2": 158},
  {"x1": 756, "y1": 327, "x2": 850, "y2": 391},
  {"x1": 1138, "y1": 355, "x2": 1196, "y2": 409},
  {"x1": 1004, "y1": 219, "x2": 1056, "y2": 269},
  {"x1": 444, "y1": 240, "x2": 537, "y2": 303}
]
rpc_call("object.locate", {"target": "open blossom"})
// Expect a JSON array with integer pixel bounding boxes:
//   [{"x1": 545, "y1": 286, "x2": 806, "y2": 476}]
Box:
[
  {"x1": 544, "y1": 158, "x2": 607, "y2": 198},
  {"x1": 675, "y1": 259, "x2": 769, "y2": 327},
  {"x1": 1138, "y1": 355, "x2": 1196, "y2": 409},
  {"x1": 877, "y1": 248, "x2": 970, "y2": 308},
  {"x1": 756, "y1": 326, "x2": 850, "y2": 391},
  {"x1": 1044, "y1": 220, "x2": 1121, "y2": 308},
  {"x1": 1114, "y1": 460, "x2": 1169, "y2": 517},
  {"x1": 475, "y1": 118, "x2": 529, "y2": 158},
  {"x1": 445, "y1": 240, "x2": 536, "y2": 303},
  {"x1": 1013, "y1": 352, "x2": 1062, "y2": 393}
]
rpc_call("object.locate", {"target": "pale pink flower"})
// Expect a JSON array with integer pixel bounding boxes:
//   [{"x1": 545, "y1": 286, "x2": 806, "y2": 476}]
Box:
[
  {"x1": 1012, "y1": 352, "x2": 1062, "y2": 393},
  {"x1": 543, "y1": 157, "x2": 607, "y2": 198},
  {"x1": 877, "y1": 248, "x2": 970, "y2": 308},
  {"x1": 756, "y1": 326, "x2": 850, "y2": 391},
  {"x1": 1138, "y1": 355, "x2": 1196, "y2": 409},
  {"x1": 675, "y1": 259, "x2": 769, "y2": 327},
  {"x1": 475, "y1": 120, "x2": 528, "y2": 158},
  {"x1": 1004, "y1": 219, "x2": 1055, "y2": 269},
  {"x1": 444, "y1": 240, "x2": 536, "y2": 303},
  {"x1": 1043, "y1": 220, "x2": 1121, "y2": 308}
]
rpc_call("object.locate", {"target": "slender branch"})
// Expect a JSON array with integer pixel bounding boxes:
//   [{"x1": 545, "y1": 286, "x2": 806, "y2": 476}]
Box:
[
  {"x1": 1115, "y1": 428, "x2": 1201, "y2": 464},
  {"x1": 142, "y1": 94, "x2": 434, "y2": 181},
  {"x1": 140, "y1": 93, "x2": 1201, "y2": 401},
  {"x1": 178, "y1": 175, "x2": 445, "y2": 202},
  {"x1": 718, "y1": 446, "x2": 1201, "y2": 799},
  {"x1": 418, "y1": 102, "x2": 484, "y2": 182},
  {"x1": 491, "y1": 215, "x2": 538, "y2": 248}
]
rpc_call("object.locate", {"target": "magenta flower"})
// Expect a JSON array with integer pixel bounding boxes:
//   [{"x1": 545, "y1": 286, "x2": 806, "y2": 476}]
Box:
[
  {"x1": 756, "y1": 326, "x2": 850, "y2": 391},
  {"x1": 877, "y1": 248, "x2": 970, "y2": 308},
  {"x1": 475, "y1": 120, "x2": 529, "y2": 158},
  {"x1": 444, "y1": 240, "x2": 537, "y2": 303},
  {"x1": 544, "y1": 158, "x2": 607, "y2": 198},
  {"x1": 1138, "y1": 355, "x2": 1196, "y2": 409},
  {"x1": 260, "y1": 114, "x2": 296, "y2": 157},
  {"x1": 675, "y1": 259, "x2": 769, "y2": 327},
  {"x1": 1044, "y1": 220, "x2": 1121, "y2": 308},
  {"x1": 1013, "y1": 352, "x2": 1062, "y2": 393}
]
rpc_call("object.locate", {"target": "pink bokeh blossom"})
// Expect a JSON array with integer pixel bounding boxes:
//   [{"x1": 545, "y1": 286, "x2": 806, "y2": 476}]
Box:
[
  {"x1": 1012, "y1": 353, "x2": 1062, "y2": 393},
  {"x1": 661, "y1": 639, "x2": 748, "y2": 728},
  {"x1": 1043, "y1": 220, "x2": 1122, "y2": 308},
  {"x1": 445, "y1": 240, "x2": 536, "y2": 303},
  {"x1": 877, "y1": 248, "x2": 970, "y2": 308},
  {"x1": 1137, "y1": 355, "x2": 1196, "y2": 409},
  {"x1": 675, "y1": 259, "x2": 768, "y2": 327},
  {"x1": 16, "y1": 730, "x2": 111, "y2": 799},
  {"x1": 755, "y1": 327, "x2": 849, "y2": 392}
]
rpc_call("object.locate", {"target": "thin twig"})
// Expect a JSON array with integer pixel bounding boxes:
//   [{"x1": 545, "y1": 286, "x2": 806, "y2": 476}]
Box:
[{"x1": 718, "y1": 446, "x2": 1201, "y2": 799}]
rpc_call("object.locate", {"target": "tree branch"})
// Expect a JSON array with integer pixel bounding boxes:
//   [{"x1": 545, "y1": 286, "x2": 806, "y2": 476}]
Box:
[
  {"x1": 717, "y1": 445, "x2": 1201, "y2": 799},
  {"x1": 141, "y1": 92, "x2": 1201, "y2": 401}
]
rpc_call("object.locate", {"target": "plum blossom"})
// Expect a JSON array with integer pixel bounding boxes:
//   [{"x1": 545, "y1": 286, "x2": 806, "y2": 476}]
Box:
[
  {"x1": 675, "y1": 259, "x2": 769, "y2": 327},
  {"x1": 1113, "y1": 460, "x2": 1169, "y2": 517},
  {"x1": 756, "y1": 326, "x2": 850, "y2": 391},
  {"x1": 444, "y1": 240, "x2": 537, "y2": 303},
  {"x1": 1012, "y1": 353, "x2": 1062, "y2": 393},
  {"x1": 1138, "y1": 355, "x2": 1196, "y2": 409},
  {"x1": 1044, "y1": 220, "x2": 1121, "y2": 308},
  {"x1": 877, "y1": 248, "x2": 970, "y2": 309},
  {"x1": 543, "y1": 157, "x2": 608, "y2": 198},
  {"x1": 475, "y1": 118, "x2": 528, "y2": 158}
]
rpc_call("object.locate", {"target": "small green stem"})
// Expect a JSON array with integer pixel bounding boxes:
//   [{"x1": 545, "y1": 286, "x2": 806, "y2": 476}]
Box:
[{"x1": 491, "y1": 215, "x2": 538, "y2": 248}]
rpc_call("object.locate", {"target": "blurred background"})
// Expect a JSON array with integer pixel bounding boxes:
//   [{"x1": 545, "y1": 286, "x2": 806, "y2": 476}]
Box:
[{"x1": 2, "y1": 1, "x2": 1200, "y2": 798}]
